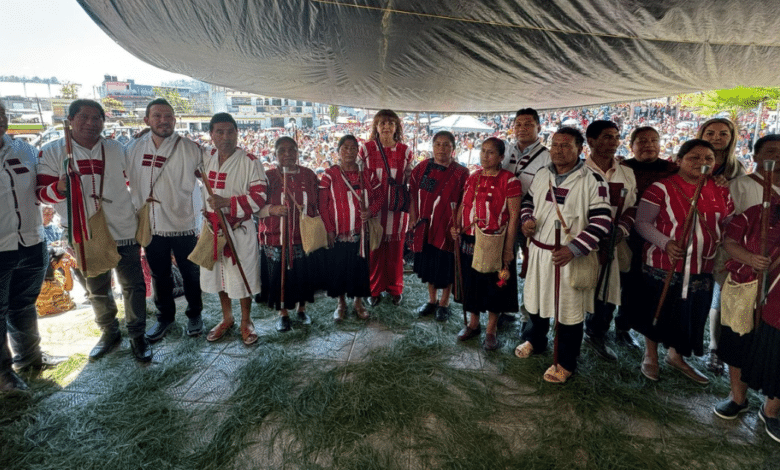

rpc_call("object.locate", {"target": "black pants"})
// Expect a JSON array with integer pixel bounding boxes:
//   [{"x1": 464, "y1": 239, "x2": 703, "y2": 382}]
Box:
[
  {"x1": 521, "y1": 313, "x2": 584, "y2": 372},
  {"x1": 585, "y1": 297, "x2": 630, "y2": 339},
  {"x1": 145, "y1": 234, "x2": 202, "y2": 322}
]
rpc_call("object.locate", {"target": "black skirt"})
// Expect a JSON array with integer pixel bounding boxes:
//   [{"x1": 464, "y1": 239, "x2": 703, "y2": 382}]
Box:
[
  {"x1": 325, "y1": 238, "x2": 371, "y2": 298},
  {"x1": 457, "y1": 234, "x2": 518, "y2": 314},
  {"x1": 258, "y1": 244, "x2": 316, "y2": 310},
  {"x1": 413, "y1": 243, "x2": 454, "y2": 289},
  {"x1": 741, "y1": 321, "x2": 780, "y2": 399},
  {"x1": 631, "y1": 266, "x2": 713, "y2": 357},
  {"x1": 717, "y1": 325, "x2": 753, "y2": 369}
]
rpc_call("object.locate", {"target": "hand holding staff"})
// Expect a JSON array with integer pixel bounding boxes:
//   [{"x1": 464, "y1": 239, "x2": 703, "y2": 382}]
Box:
[
  {"x1": 553, "y1": 220, "x2": 562, "y2": 367},
  {"x1": 652, "y1": 165, "x2": 710, "y2": 326},
  {"x1": 199, "y1": 166, "x2": 252, "y2": 294},
  {"x1": 756, "y1": 159, "x2": 776, "y2": 327},
  {"x1": 596, "y1": 187, "x2": 629, "y2": 302}
]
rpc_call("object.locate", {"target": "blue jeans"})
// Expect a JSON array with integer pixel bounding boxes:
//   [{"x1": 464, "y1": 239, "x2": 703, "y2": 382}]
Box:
[
  {"x1": 84, "y1": 244, "x2": 147, "y2": 338},
  {"x1": 0, "y1": 242, "x2": 47, "y2": 372}
]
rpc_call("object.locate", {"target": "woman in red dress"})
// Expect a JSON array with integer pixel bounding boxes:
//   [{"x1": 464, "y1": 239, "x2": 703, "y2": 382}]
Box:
[{"x1": 358, "y1": 110, "x2": 414, "y2": 307}]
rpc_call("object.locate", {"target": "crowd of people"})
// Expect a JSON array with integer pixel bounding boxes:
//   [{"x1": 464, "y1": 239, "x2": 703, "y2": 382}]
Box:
[{"x1": 1, "y1": 98, "x2": 779, "y2": 444}]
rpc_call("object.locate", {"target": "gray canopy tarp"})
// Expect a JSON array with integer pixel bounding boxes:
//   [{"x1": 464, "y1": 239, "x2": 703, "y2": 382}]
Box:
[{"x1": 77, "y1": 0, "x2": 780, "y2": 112}]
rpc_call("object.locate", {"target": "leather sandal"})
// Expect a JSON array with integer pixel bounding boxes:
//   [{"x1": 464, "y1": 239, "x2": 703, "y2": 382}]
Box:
[
  {"x1": 514, "y1": 341, "x2": 534, "y2": 359},
  {"x1": 641, "y1": 358, "x2": 659, "y2": 381},
  {"x1": 333, "y1": 304, "x2": 347, "y2": 323},
  {"x1": 206, "y1": 321, "x2": 234, "y2": 342},
  {"x1": 543, "y1": 364, "x2": 573, "y2": 384},
  {"x1": 664, "y1": 356, "x2": 709, "y2": 385},
  {"x1": 241, "y1": 322, "x2": 258, "y2": 345},
  {"x1": 354, "y1": 302, "x2": 370, "y2": 320}
]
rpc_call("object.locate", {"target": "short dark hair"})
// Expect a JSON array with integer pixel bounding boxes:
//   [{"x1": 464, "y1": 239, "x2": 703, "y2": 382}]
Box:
[
  {"x1": 555, "y1": 127, "x2": 584, "y2": 148},
  {"x1": 432, "y1": 130, "x2": 455, "y2": 147},
  {"x1": 482, "y1": 136, "x2": 505, "y2": 156},
  {"x1": 676, "y1": 139, "x2": 715, "y2": 162},
  {"x1": 337, "y1": 134, "x2": 358, "y2": 151},
  {"x1": 274, "y1": 136, "x2": 298, "y2": 151},
  {"x1": 209, "y1": 112, "x2": 237, "y2": 132},
  {"x1": 68, "y1": 99, "x2": 105, "y2": 121},
  {"x1": 754, "y1": 134, "x2": 780, "y2": 156},
  {"x1": 514, "y1": 108, "x2": 540, "y2": 125},
  {"x1": 146, "y1": 98, "x2": 173, "y2": 117},
  {"x1": 629, "y1": 126, "x2": 659, "y2": 147},
  {"x1": 586, "y1": 120, "x2": 619, "y2": 140}
]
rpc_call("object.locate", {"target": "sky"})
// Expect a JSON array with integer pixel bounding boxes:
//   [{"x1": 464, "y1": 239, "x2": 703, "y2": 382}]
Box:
[{"x1": 5, "y1": 0, "x2": 190, "y2": 97}]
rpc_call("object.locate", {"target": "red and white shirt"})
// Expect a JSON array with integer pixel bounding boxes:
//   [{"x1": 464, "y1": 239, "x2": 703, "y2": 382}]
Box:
[
  {"x1": 358, "y1": 140, "x2": 414, "y2": 241},
  {"x1": 461, "y1": 169, "x2": 521, "y2": 236},
  {"x1": 640, "y1": 175, "x2": 734, "y2": 273},
  {"x1": 258, "y1": 165, "x2": 319, "y2": 246},
  {"x1": 318, "y1": 165, "x2": 382, "y2": 238}
]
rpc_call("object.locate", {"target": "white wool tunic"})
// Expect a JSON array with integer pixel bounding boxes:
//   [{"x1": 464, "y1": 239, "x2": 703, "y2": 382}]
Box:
[
  {"x1": 522, "y1": 164, "x2": 612, "y2": 325},
  {"x1": 125, "y1": 132, "x2": 202, "y2": 236},
  {"x1": 37, "y1": 137, "x2": 137, "y2": 244},
  {"x1": 199, "y1": 147, "x2": 267, "y2": 299}
]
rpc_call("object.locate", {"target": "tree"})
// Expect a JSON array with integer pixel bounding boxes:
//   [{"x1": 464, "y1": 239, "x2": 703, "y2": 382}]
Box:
[
  {"x1": 102, "y1": 96, "x2": 125, "y2": 114},
  {"x1": 60, "y1": 82, "x2": 80, "y2": 99},
  {"x1": 328, "y1": 105, "x2": 339, "y2": 123},
  {"x1": 677, "y1": 86, "x2": 780, "y2": 122},
  {"x1": 152, "y1": 87, "x2": 193, "y2": 114}
]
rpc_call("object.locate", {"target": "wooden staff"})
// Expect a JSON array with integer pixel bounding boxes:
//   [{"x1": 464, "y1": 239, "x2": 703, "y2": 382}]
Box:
[
  {"x1": 553, "y1": 220, "x2": 562, "y2": 367},
  {"x1": 280, "y1": 167, "x2": 289, "y2": 306},
  {"x1": 756, "y1": 159, "x2": 776, "y2": 327},
  {"x1": 596, "y1": 187, "x2": 629, "y2": 302},
  {"x1": 199, "y1": 166, "x2": 252, "y2": 294},
  {"x1": 652, "y1": 165, "x2": 710, "y2": 326},
  {"x1": 450, "y1": 201, "x2": 463, "y2": 304},
  {"x1": 357, "y1": 159, "x2": 371, "y2": 258},
  {"x1": 62, "y1": 119, "x2": 89, "y2": 273}
]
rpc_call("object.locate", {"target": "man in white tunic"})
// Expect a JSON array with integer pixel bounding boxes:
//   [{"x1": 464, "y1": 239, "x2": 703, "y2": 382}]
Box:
[
  {"x1": 200, "y1": 113, "x2": 267, "y2": 345},
  {"x1": 126, "y1": 98, "x2": 204, "y2": 341},
  {"x1": 582, "y1": 121, "x2": 639, "y2": 360},
  {"x1": 502, "y1": 108, "x2": 552, "y2": 328},
  {"x1": 37, "y1": 100, "x2": 150, "y2": 362},
  {"x1": 514, "y1": 127, "x2": 612, "y2": 383}
]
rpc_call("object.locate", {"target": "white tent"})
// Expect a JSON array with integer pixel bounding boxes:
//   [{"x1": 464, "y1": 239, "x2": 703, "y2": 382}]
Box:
[{"x1": 429, "y1": 115, "x2": 494, "y2": 133}]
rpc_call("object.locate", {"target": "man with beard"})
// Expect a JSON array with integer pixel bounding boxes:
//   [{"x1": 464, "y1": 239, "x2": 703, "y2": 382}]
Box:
[{"x1": 126, "y1": 99, "x2": 204, "y2": 341}]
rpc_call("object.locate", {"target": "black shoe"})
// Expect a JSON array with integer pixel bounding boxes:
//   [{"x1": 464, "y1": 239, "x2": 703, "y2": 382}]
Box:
[
  {"x1": 89, "y1": 330, "x2": 121, "y2": 362},
  {"x1": 145, "y1": 320, "x2": 173, "y2": 342},
  {"x1": 186, "y1": 315, "x2": 204, "y2": 337},
  {"x1": 434, "y1": 306, "x2": 451, "y2": 322},
  {"x1": 416, "y1": 302, "x2": 437, "y2": 317},
  {"x1": 130, "y1": 336, "x2": 153, "y2": 363},
  {"x1": 614, "y1": 329, "x2": 639, "y2": 349},
  {"x1": 391, "y1": 294, "x2": 403, "y2": 306},
  {"x1": 497, "y1": 314, "x2": 517, "y2": 329},
  {"x1": 584, "y1": 334, "x2": 617, "y2": 361},
  {"x1": 0, "y1": 370, "x2": 29, "y2": 394},
  {"x1": 14, "y1": 352, "x2": 68, "y2": 374},
  {"x1": 297, "y1": 311, "x2": 312, "y2": 325},
  {"x1": 714, "y1": 399, "x2": 749, "y2": 420},
  {"x1": 276, "y1": 316, "x2": 292, "y2": 332},
  {"x1": 759, "y1": 405, "x2": 780, "y2": 443},
  {"x1": 368, "y1": 296, "x2": 381, "y2": 307}
]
